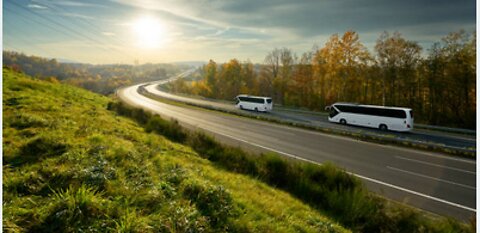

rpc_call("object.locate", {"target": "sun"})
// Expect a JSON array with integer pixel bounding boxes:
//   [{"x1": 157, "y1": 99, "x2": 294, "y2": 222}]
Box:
[{"x1": 131, "y1": 16, "x2": 166, "y2": 49}]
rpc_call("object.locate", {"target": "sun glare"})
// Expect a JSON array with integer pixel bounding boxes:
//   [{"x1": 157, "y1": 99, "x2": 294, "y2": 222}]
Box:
[{"x1": 132, "y1": 16, "x2": 166, "y2": 49}]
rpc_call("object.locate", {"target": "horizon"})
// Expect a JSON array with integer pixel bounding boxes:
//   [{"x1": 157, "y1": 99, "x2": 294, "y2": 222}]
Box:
[{"x1": 3, "y1": 0, "x2": 476, "y2": 64}]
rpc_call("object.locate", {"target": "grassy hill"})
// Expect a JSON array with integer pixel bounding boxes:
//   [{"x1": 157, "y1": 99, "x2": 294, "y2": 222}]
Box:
[{"x1": 3, "y1": 68, "x2": 349, "y2": 232}]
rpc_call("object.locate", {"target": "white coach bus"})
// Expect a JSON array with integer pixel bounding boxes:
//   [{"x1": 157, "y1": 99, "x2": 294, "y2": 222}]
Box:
[
  {"x1": 327, "y1": 103, "x2": 413, "y2": 132},
  {"x1": 235, "y1": 95, "x2": 273, "y2": 112}
]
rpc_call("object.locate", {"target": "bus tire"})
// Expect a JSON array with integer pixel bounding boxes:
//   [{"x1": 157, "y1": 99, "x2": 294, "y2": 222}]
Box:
[
  {"x1": 254, "y1": 107, "x2": 259, "y2": 112},
  {"x1": 379, "y1": 124, "x2": 388, "y2": 131},
  {"x1": 240, "y1": 105, "x2": 243, "y2": 110},
  {"x1": 340, "y1": 119, "x2": 347, "y2": 125}
]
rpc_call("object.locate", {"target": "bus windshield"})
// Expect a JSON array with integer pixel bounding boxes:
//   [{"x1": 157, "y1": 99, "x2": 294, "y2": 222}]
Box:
[{"x1": 329, "y1": 107, "x2": 339, "y2": 118}]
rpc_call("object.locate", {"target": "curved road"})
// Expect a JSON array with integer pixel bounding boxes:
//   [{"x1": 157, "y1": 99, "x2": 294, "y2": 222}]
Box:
[{"x1": 118, "y1": 82, "x2": 476, "y2": 221}]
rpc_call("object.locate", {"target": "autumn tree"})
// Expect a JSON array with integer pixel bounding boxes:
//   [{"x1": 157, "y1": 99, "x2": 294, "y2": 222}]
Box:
[
  {"x1": 261, "y1": 48, "x2": 281, "y2": 99},
  {"x1": 240, "y1": 60, "x2": 258, "y2": 95},
  {"x1": 375, "y1": 32, "x2": 422, "y2": 106},
  {"x1": 202, "y1": 59, "x2": 217, "y2": 97},
  {"x1": 276, "y1": 48, "x2": 296, "y2": 105},
  {"x1": 313, "y1": 31, "x2": 371, "y2": 107},
  {"x1": 217, "y1": 59, "x2": 243, "y2": 99},
  {"x1": 290, "y1": 51, "x2": 315, "y2": 107},
  {"x1": 423, "y1": 30, "x2": 476, "y2": 127}
]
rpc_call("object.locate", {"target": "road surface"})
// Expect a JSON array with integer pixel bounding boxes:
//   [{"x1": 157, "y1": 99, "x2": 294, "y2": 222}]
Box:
[
  {"x1": 145, "y1": 84, "x2": 476, "y2": 151},
  {"x1": 118, "y1": 82, "x2": 476, "y2": 221}
]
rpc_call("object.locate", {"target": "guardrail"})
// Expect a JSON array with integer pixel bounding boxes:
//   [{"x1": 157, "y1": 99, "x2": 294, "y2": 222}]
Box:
[
  {"x1": 138, "y1": 85, "x2": 475, "y2": 159},
  {"x1": 415, "y1": 124, "x2": 475, "y2": 135}
]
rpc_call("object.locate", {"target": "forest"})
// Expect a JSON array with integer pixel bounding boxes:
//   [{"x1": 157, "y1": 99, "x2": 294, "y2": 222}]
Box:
[
  {"x1": 170, "y1": 30, "x2": 476, "y2": 129},
  {"x1": 3, "y1": 51, "x2": 188, "y2": 95}
]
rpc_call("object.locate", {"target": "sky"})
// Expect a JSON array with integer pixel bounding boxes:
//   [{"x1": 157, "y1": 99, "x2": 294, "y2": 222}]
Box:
[{"x1": 3, "y1": 0, "x2": 476, "y2": 64}]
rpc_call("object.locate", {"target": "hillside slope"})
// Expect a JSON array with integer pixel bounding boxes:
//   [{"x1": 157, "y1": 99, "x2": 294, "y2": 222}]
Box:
[{"x1": 3, "y1": 68, "x2": 348, "y2": 232}]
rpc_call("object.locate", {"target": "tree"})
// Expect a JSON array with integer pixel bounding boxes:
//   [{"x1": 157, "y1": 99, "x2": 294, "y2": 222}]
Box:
[
  {"x1": 430, "y1": 30, "x2": 476, "y2": 127},
  {"x1": 291, "y1": 51, "x2": 315, "y2": 107},
  {"x1": 240, "y1": 60, "x2": 258, "y2": 95},
  {"x1": 276, "y1": 48, "x2": 296, "y2": 105},
  {"x1": 313, "y1": 31, "x2": 370, "y2": 107},
  {"x1": 217, "y1": 59, "x2": 243, "y2": 99},
  {"x1": 203, "y1": 59, "x2": 217, "y2": 97},
  {"x1": 261, "y1": 48, "x2": 281, "y2": 98},
  {"x1": 375, "y1": 31, "x2": 421, "y2": 106}
]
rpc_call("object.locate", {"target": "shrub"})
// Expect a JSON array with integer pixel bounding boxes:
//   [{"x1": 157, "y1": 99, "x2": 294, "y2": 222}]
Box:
[
  {"x1": 263, "y1": 154, "x2": 288, "y2": 187},
  {"x1": 131, "y1": 108, "x2": 150, "y2": 124},
  {"x1": 188, "y1": 133, "x2": 258, "y2": 175},
  {"x1": 109, "y1": 101, "x2": 187, "y2": 143},
  {"x1": 145, "y1": 115, "x2": 187, "y2": 143}
]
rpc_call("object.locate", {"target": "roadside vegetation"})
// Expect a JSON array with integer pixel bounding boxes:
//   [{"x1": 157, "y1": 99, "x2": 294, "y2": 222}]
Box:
[
  {"x1": 168, "y1": 30, "x2": 476, "y2": 129},
  {"x1": 108, "y1": 101, "x2": 474, "y2": 232},
  {"x1": 3, "y1": 67, "x2": 351, "y2": 232}
]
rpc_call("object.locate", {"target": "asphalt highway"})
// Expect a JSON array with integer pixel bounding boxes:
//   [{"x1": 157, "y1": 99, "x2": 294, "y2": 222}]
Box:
[
  {"x1": 145, "y1": 84, "x2": 476, "y2": 150},
  {"x1": 118, "y1": 82, "x2": 476, "y2": 221}
]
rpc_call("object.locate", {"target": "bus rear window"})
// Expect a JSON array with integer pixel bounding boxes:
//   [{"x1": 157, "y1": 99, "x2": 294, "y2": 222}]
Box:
[
  {"x1": 266, "y1": 99, "x2": 272, "y2": 104},
  {"x1": 410, "y1": 110, "x2": 413, "y2": 118}
]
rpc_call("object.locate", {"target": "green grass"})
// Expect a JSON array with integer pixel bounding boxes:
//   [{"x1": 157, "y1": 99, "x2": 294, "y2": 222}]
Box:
[
  {"x1": 109, "y1": 97, "x2": 474, "y2": 232},
  {"x1": 3, "y1": 67, "x2": 350, "y2": 232}
]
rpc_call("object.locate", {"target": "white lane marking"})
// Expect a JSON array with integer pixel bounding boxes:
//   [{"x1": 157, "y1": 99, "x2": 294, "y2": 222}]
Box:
[
  {"x1": 282, "y1": 124, "x2": 476, "y2": 165},
  {"x1": 352, "y1": 173, "x2": 477, "y2": 213},
  {"x1": 395, "y1": 156, "x2": 476, "y2": 175},
  {"x1": 144, "y1": 84, "x2": 476, "y2": 166},
  {"x1": 200, "y1": 130, "x2": 477, "y2": 213},
  {"x1": 121, "y1": 86, "x2": 477, "y2": 213},
  {"x1": 387, "y1": 166, "x2": 476, "y2": 190}
]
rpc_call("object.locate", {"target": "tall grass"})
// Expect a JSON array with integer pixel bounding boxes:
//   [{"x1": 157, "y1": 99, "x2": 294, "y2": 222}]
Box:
[
  {"x1": 29, "y1": 185, "x2": 107, "y2": 232},
  {"x1": 4, "y1": 68, "x2": 352, "y2": 232},
  {"x1": 109, "y1": 100, "x2": 474, "y2": 233}
]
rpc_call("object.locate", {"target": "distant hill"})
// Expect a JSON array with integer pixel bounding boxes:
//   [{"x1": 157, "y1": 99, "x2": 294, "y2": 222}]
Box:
[
  {"x1": 56, "y1": 58, "x2": 80, "y2": 63},
  {"x1": 172, "y1": 60, "x2": 207, "y2": 68},
  {"x1": 3, "y1": 50, "x2": 189, "y2": 95}
]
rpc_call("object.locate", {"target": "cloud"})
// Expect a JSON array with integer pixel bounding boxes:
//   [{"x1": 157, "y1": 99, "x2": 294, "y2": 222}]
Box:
[
  {"x1": 61, "y1": 12, "x2": 95, "y2": 20},
  {"x1": 8, "y1": 0, "x2": 475, "y2": 63},
  {"x1": 111, "y1": 0, "x2": 475, "y2": 39},
  {"x1": 27, "y1": 4, "x2": 48, "y2": 9},
  {"x1": 102, "y1": 32, "x2": 116, "y2": 36},
  {"x1": 52, "y1": 1, "x2": 106, "y2": 8}
]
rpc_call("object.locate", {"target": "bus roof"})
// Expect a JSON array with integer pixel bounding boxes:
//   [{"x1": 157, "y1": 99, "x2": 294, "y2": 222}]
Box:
[
  {"x1": 236, "y1": 94, "x2": 272, "y2": 99},
  {"x1": 332, "y1": 102, "x2": 411, "y2": 111}
]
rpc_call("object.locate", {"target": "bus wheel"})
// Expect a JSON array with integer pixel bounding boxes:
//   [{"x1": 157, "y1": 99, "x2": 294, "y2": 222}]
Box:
[
  {"x1": 240, "y1": 105, "x2": 243, "y2": 110},
  {"x1": 340, "y1": 119, "x2": 347, "y2": 125},
  {"x1": 379, "y1": 124, "x2": 388, "y2": 131},
  {"x1": 254, "y1": 107, "x2": 259, "y2": 112}
]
